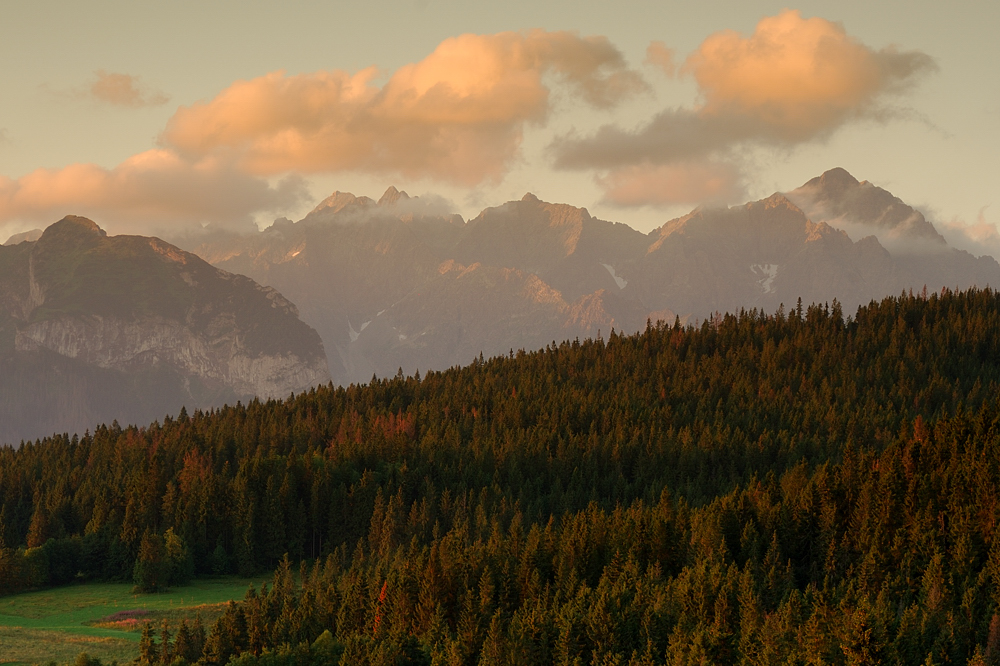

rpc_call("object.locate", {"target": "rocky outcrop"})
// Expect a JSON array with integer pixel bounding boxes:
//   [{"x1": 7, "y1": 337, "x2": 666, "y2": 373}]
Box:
[{"x1": 14, "y1": 314, "x2": 326, "y2": 399}]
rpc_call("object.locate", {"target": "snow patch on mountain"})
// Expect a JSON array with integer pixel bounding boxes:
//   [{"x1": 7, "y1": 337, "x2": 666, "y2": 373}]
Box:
[
  {"x1": 752, "y1": 264, "x2": 779, "y2": 293},
  {"x1": 602, "y1": 263, "x2": 627, "y2": 289}
]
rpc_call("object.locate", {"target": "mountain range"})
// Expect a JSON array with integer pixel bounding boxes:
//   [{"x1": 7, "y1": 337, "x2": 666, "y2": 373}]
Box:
[
  {"x1": 2, "y1": 167, "x2": 995, "y2": 443},
  {"x1": 184, "y1": 168, "x2": 1000, "y2": 386}
]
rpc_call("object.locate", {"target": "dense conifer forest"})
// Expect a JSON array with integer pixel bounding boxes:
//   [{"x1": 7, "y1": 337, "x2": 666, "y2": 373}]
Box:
[{"x1": 5, "y1": 288, "x2": 1000, "y2": 664}]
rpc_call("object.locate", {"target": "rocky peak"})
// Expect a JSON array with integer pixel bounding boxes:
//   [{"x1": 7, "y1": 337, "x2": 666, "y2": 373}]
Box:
[
  {"x1": 39, "y1": 216, "x2": 107, "y2": 242},
  {"x1": 378, "y1": 186, "x2": 410, "y2": 207},
  {"x1": 755, "y1": 193, "x2": 805, "y2": 214},
  {"x1": 0, "y1": 215, "x2": 332, "y2": 442},
  {"x1": 511, "y1": 193, "x2": 592, "y2": 227},
  {"x1": 788, "y1": 168, "x2": 945, "y2": 244},
  {"x1": 650, "y1": 193, "x2": 814, "y2": 254},
  {"x1": 800, "y1": 167, "x2": 860, "y2": 196},
  {"x1": 309, "y1": 191, "x2": 375, "y2": 217}
]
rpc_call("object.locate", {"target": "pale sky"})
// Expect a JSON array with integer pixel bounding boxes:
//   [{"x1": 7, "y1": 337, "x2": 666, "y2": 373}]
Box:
[{"x1": 1, "y1": 0, "x2": 996, "y2": 255}]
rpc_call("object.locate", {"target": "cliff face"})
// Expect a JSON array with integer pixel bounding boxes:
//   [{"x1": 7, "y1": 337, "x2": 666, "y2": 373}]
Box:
[
  {"x1": 0, "y1": 216, "x2": 329, "y2": 444},
  {"x1": 13, "y1": 314, "x2": 326, "y2": 399}
]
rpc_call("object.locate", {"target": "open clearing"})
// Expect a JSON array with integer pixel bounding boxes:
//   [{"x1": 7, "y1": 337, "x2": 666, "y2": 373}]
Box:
[{"x1": 0, "y1": 577, "x2": 260, "y2": 665}]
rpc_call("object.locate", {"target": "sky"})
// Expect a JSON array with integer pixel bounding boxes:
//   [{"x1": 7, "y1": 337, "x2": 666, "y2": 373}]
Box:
[{"x1": 0, "y1": 0, "x2": 996, "y2": 255}]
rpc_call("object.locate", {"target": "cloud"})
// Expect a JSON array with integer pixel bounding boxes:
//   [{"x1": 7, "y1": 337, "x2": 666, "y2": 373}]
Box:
[
  {"x1": 940, "y1": 207, "x2": 1000, "y2": 259},
  {"x1": 0, "y1": 150, "x2": 307, "y2": 234},
  {"x1": 684, "y1": 10, "x2": 934, "y2": 141},
  {"x1": 88, "y1": 70, "x2": 169, "y2": 107},
  {"x1": 552, "y1": 109, "x2": 757, "y2": 170},
  {"x1": 2, "y1": 31, "x2": 643, "y2": 232},
  {"x1": 161, "y1": 30, "x2": 645, "y2": 186},
  {"x1": 645, "y1": 41, "x2": 676, "y2": 77},
  {"x1": 598, "y1": 160, "x2": 744, "y2": 207},
  {"x1": 552, "y1": 10, "x2": 935, "y2": 206}
]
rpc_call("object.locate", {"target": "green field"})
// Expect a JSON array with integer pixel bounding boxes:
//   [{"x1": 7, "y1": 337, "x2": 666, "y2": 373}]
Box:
[{"x1": 0, "y1": 578, "x2": 261, "y2": 665}]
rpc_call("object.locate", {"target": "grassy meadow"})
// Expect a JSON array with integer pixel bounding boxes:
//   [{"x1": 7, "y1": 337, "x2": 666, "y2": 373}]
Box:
[{"x1": 0, "y1": 577, "x2": 259, "y2": 665}]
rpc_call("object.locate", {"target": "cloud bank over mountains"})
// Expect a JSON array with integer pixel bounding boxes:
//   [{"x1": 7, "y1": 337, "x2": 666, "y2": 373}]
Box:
[
  {"x1": 161, "y1": 30, "x2": 646, "y2": 186},
  {"x1": 1, "y1": 29, "x2": 644, "y2": 236},
  {"x1": 0, "y1": 12, "x2": 972, "y2": 249},
  {"x1": 552, "y1": 10, "x2": 936, "y2": 206},
  {"x1": 0, "y1": 152, "x2": 307, "y2": 236}
]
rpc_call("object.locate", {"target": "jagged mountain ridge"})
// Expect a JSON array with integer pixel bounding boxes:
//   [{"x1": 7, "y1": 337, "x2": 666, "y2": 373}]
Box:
[
  {"x1": 0, "y1": 216, "x2": 330, "y2": 444},
  {"x1": 186, "y1": 190, "x2": 662, "y2": 384},
  {"x1": 179, "y1": 170, "x2": 1000, "y2": 386},
  {"x1": 628, "y1": 193, "x2": 902, "y2": 316}
]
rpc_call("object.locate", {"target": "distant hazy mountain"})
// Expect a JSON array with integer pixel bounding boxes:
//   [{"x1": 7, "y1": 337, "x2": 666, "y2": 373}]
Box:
[
  {"x1": 787, "y1": 167, "x2": 1000, "y2": 295},
  {"x1": 187, "y1": 191, "x2": 665, "y2": 385},
  {"x1": 0, "y1": 216, "x2": 329, "y2": 444},
  {"x1": 625, "y1": 193, "x2": 903, "y2": 317},
  {"x1": 181, "y1": 169, "x2": 1000, "y2": 386},
  {"x1": 2, "y1": 228, "x2": 42, "y2": 246},
  {"x1": 788, "y1": 167, "x2": 946, "y2": 244}
]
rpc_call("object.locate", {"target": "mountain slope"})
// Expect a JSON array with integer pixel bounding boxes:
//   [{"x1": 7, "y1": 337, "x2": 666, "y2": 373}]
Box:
[
  {"x1": 185, "y1": 189, "x2": 663, "y2": 383},
  {"x1": 0, "y1": 216, "x2": 330, "y2": 443},
  {"x1": 629, "y1": 193, "x2": 902, "y2": 315},
  {"x1": 787, "y1": 167, "x2": 1000, "y2": 294}
]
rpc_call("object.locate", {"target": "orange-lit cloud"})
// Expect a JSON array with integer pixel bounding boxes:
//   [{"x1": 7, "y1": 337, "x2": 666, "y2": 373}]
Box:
[
  {"x1": 598, "y1": 161, "x2": 744, "y2": 207},
  {"x1": 645, "y1": 41, "x2": 676, "y2": 77},
  {"x1": 0, "y1": 150, "x2": 305, "y2": 233},
  {"x1": 685, "y1": 10, "x2": 934, "y2": 141},
  {"x1": 88, "y1": 70, "x2": 169, "y2": 107},
  {"x1": 552, "y1": 10, "x2": 935, "y2": 206},
  {"x1": 161, "y1": 30, "x2": 645, "y2": 186}
]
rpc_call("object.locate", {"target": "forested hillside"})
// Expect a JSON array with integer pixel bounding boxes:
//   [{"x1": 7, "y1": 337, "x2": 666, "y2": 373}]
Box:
[{"x1": 4, "y1": 288, "x2": 1000, "y2": 664}]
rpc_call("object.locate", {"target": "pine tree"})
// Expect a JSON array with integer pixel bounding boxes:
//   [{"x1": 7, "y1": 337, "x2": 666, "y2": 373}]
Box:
[
  {"x1": 133, "y1": 529, "x2": 166, "y2": 592},
  {"x1": 173, "y1": 619, "x2": 196, "y2": 664},
  {"x1": 139, "y1": 621, "x2": 158, "y2": 665},
  {"x1": 158, "y1": 620, "x2": 172, "y2": 665}
]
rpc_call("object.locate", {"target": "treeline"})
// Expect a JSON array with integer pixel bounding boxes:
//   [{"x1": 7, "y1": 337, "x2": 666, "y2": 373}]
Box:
[{"x1": 3, "y1": 288, "x2": 1000, "y2": 663}]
